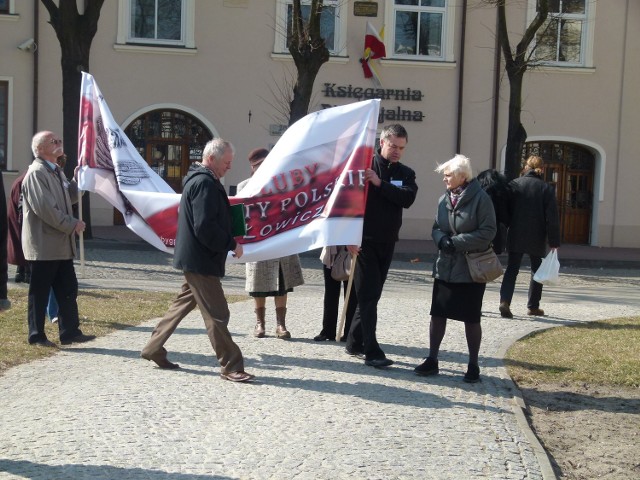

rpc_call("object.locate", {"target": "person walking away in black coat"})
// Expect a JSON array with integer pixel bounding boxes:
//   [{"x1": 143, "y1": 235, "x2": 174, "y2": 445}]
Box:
[
  {"x1": 476, "y1": 169, "x2": 510, "y2": 254},
  {"x1": 499, "y1": 156, "x2": 560, "y2": 318}
]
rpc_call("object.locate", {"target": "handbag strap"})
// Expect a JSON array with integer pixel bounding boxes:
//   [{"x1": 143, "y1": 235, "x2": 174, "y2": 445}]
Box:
[{"x1": 447, "y1": 208, "x2": 457, "y2": 235}]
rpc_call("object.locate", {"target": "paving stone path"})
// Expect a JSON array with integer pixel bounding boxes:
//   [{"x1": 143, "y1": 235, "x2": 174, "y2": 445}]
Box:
[{"x1": 1, "y1": 246, "x2": 638, "y2": 479}]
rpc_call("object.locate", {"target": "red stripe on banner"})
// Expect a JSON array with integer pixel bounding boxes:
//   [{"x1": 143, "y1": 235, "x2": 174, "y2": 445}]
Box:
[
  {"x1": 231, "y1": 144, "x2": 373, "y2": 245},
  {"x1": 144, "y1": 204, "x2": 180, "y2": 248},
  {"x1": 78, "y1": 95, "x2": 97, "y2": 168}
]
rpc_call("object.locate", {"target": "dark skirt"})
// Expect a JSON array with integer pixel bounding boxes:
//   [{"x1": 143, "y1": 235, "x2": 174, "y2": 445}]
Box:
[{"x1": 430, "y1": 278, "x2": 486, "y2": 323}]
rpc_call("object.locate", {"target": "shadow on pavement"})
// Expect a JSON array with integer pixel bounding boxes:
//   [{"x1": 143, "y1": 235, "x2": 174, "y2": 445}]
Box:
[{"x1": 0, "y1": 459, "x2": 232, "y2": 480}]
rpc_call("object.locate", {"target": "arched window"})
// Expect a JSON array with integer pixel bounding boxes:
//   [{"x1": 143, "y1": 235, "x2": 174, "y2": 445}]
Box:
[{"x1": 125, "y1": 109, "x2": 213, "y2": 193}]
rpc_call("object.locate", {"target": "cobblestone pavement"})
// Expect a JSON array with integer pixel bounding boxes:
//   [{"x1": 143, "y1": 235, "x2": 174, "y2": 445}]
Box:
[{"x1": 1, "y1": 246, "x2": 639, "y2": 480}]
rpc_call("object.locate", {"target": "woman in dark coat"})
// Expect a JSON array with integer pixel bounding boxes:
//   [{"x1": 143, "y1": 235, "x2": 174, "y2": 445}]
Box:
[
  {"x1": 476, "y1": 169, "x2": 510, "y2": 254},
  {"x1": 414, "y1": 154, "x2": 496, "y2": 383},
  {"x1": 7, "y1": 171, "x2": 29, "y2": 282},
  {"x1": 499, "y1": 156, "x2": 560, "y2": 318}
]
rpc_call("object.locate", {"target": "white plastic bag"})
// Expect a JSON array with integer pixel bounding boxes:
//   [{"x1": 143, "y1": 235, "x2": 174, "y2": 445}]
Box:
[{"x1": 533, "y1": 249, "x2": 560, "y2": 285}]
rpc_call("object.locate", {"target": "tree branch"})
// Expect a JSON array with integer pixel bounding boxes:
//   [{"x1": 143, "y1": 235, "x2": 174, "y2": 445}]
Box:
[
  {"x1": 516, "y1": 0, "x2": 549, "y2": 59},
  {"x1": 40, "y1": 0, "x2": 59, "y2": 30}
]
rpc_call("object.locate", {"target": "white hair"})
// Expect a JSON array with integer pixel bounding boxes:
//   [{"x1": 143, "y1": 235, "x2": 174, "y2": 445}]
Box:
[
  {"x1": 31, "y1": 131, "x2": 52, "y2": 157},
  {"x1": 435, "y1": 154, "x2": 473, "y2": 181},
  {"x1": 203, "y1": 138, "x2": 234, "y2": 161}
]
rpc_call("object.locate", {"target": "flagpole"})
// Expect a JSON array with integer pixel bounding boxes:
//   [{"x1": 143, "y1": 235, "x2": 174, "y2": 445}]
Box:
[
  {"x1": 336, "y1": 252, "x2": 357, "y2": 342},
  {"x1": 78, "y1": 190, "x2": 85, "y2": 278}
]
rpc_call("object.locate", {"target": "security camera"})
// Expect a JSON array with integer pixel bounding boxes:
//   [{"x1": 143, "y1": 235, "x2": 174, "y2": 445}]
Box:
[{"x1": 17, "y1": 38, "x2": 36, "y2": 52}]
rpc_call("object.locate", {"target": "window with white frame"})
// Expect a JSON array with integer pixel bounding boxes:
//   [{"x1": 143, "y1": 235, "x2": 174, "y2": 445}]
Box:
[
  {"x1": 131, "y1": 0, "x2": 183, "y2": 44},
  {"x1": 117, "y1": 0, "x2": 195, "y2": 48},
  {"x1": 530, "y1": 0, "x2": 595, "y2": 67},
  {"x1": 384, "y1": 0, "x2": 456, "y2": 62},
  {"x1": 274, "y1": 0, "x2": 346, "y2": 56}
]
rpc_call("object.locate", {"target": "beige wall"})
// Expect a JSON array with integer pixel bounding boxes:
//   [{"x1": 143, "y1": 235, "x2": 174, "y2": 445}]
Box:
[{"x1": 2, "y1": 0, "x2": 639, "y2": 247}]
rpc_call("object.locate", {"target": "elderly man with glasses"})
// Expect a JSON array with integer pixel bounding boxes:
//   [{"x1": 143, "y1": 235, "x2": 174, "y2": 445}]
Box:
[{"x1": 21, "y1": 131, "x2": 95, "y2": 347}]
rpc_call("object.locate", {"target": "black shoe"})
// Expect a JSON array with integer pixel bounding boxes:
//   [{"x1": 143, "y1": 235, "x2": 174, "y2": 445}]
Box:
[
  {"x1": 313, "y1": 333, "x2": 335, "y2": 342},
  {"x1": 345, "y1": 348, "x2": 365, "y2": 360},
  {"x1": 30, "y1": 339, "x2": 57, "y2": 348},
  {"x1": 415, "y1": 357, "x2": 439, "y2": 376},
  {"x1": 365, "y1": 357, "x2": 394, "y2": 368},
  {"x1": 0, "y1": 298, "x2": 11, "y2": 311},
  {"x1": 499, "y1": 302, "x2": 513, "y2": 319},
  {"x1": 463, "y1": 363, "x2": 481, "y2": 383},
  {"x1": 339, "y1": 335, "x2": 347, "y2": 342},
  {"x1": 60, "y1": 334, "x2": 96, "y2": 345},
  {"x1": 14, "y1": 273, "x2": 25, "y2": 283}
]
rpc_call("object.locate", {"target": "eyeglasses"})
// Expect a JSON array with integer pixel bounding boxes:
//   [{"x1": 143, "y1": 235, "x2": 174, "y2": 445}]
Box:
[{"x1": 49, "y1": 138, "x2": 63, "y2": 145}]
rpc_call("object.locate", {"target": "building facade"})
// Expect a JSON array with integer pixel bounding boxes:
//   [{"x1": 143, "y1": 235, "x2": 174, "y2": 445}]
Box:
[{"x1": 1, "y1": 0, "x2": 638, "y2": 247}]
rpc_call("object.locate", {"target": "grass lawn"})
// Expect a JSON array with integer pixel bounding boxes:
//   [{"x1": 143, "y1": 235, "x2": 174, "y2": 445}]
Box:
[
  {"x1": 505, "y1": 316, "x2": 640, "y2": 388},
  {"x1": 0, "y1": 288, "x2": 246, "y2": 375}
]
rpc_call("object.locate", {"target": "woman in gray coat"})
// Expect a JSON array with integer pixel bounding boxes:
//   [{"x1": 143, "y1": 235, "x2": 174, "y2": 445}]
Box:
[
  {"x1": 415, "y1": 155, "x2": 496, "y2": 383},
  {"x1": 499, "y1": 156, "x2": 560, "y2": 318},
  {"x1": 237, "y1": 148, "x2": 304, "y2": 339}
]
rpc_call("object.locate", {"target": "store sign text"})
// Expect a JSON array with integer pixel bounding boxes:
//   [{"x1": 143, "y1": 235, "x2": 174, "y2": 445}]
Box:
[{"x1": 322, "y1": 83, "x2": 425, "y2": 123}]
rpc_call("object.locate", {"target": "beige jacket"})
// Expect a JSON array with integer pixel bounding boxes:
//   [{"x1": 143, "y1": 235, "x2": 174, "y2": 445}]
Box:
[
  {"x1": 245, "y1": 255, "x2": 304, "y2": 293},
  {"x1": 21, "y1": 158, "x2": 80, "y2": 261}
]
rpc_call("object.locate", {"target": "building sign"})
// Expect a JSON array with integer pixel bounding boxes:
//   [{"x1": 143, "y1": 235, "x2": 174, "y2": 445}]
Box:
[
  {"x1": 354, "y1": 1, "x2": 378, "y2": 17},
  {"x1": 269, "y1": 124, "x2": 288, "y2": 137},
  {"x1": 322, "y1": 83, "x2": 425, "y2": 123}
]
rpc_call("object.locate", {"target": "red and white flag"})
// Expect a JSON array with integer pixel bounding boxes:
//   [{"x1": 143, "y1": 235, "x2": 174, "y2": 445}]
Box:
[
  {"x1": 78, "y1": 72, "x2": 180, "y2": 253},
  {"x1": 361, "y1": 22, "x2": 386, "y2": 87},
  {"x1": 77, "y1": 72, "x2": 380, "y2": 262},
  {"x1": 230, "y1": 100, "x2": 379, "y2": 263}
]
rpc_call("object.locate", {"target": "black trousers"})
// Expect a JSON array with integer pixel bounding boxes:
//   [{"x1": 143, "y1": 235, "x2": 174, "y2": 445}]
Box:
[
  {"x1": 28, "y1": 259, "x2": 81, "y2": 343},
  {"x1": 346, "y1": 239, "x2": 396, "y2": 359},
  {"x1": 320, "y1": 265, "x2": 357, "y2": 339},
  {"x1": 499, "y1": 251, "x2": 544, "y2": 309}
]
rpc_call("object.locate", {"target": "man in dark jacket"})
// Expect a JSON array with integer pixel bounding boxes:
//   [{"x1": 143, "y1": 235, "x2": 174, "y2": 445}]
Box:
[
  {"x1": 345, "y1": 124, "x2": 418, "y2": 367},
  {"x1": 141, "y1": 138, "x2": 254, "y2": 383}
]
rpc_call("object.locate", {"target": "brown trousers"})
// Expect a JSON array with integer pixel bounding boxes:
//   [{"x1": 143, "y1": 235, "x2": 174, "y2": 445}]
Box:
[{"x1": 141, "y1": 272, "x2": 244, "y2": 374}]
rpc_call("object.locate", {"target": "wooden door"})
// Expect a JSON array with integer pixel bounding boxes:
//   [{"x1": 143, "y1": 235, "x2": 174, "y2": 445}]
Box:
[
  {"x1": 525, "y1": 142, "x2": 594, "y2": 245},
  {"x1": 562, "y1": 172, "x2": 592, "y2": 244},
  {"x1": 147, "y1": 143, "x2": 186, "y2": 193}
]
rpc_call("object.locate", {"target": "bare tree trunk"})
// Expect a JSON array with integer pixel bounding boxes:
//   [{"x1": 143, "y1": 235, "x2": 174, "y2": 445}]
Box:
[
  {"x1": 503, "y1": 73, "x2": 527, "y2": 180},
  {"x1": 288, "y1": 0, "x2": 330, "y2": 124},
  {"x1": 0, "y1": 171, "x2": 8, "y2": 301},
  {"x1": 494, "y1": 0, "x2": 549, "y2": 180},
  {"x1": 41, "y1": 0, "x2": 105, "y2": 237}
]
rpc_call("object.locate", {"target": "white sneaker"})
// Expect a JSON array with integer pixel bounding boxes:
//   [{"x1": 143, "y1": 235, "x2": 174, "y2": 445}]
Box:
[{"x1": 51, "y1": 317, "x2": 59, "y2": 324}]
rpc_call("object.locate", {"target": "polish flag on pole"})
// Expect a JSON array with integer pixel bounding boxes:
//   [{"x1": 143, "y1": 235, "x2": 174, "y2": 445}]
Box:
[
  {"x1": 361, "y1": 21, "x2": 386, "y2": 87},
  {"x1": 77, "y1": 72, "x2": 380, "y2": 262}
]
